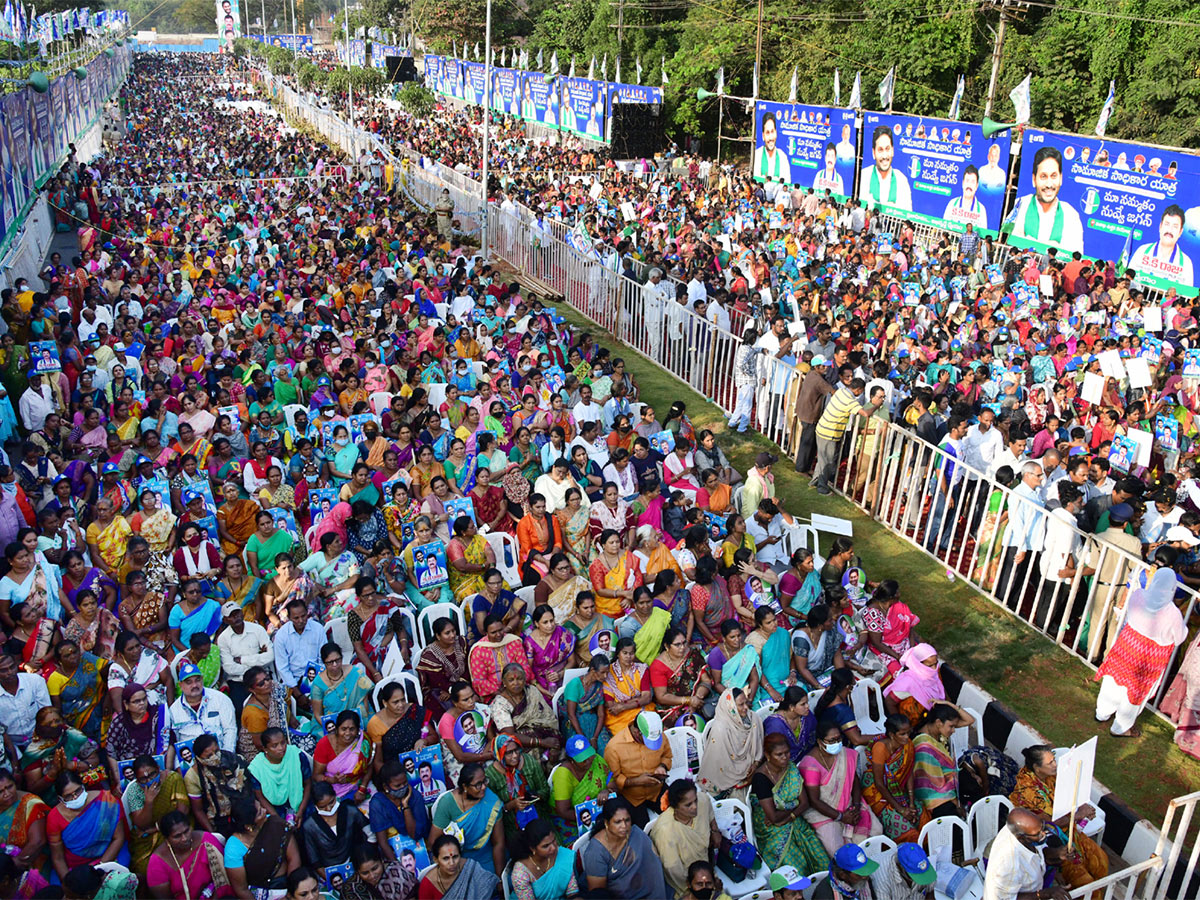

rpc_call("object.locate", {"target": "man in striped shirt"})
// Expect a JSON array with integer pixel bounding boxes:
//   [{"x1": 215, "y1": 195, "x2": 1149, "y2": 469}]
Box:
[{"x1": 812, "y1": 379, "x2": 883, "y2": 495}]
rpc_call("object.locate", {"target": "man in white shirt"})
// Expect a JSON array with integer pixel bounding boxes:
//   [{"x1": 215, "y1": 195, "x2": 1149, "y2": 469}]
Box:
[
  {"x1": 0, "y1": 654, "x2": 50, "y2": 747},
  {"x1": 168, "y1": 662, "x2": 238, "y2": 752},
  {"x1": 572, "y1": 384, "x2": 602, "y2": 425},
  {"x1": 998, "y1": 461, "x2": 1047, "y2": 608},
  {"x1": 746, "y1": 499, "x2": 791, "y2": 571},
  {"x1": 642, "y1": 269, "x2": 672, "y2": 359},
  {"x1": 217, "y1": 602, "x2": 275, "y2": 710},
  {"x1": 19, "y1": 371, "x2": 56, "y2": 433},
  {"x1": 686, "y1": 273, "x2": 707, "y2": 310},
  {"x1": 707, "y1": 292, "x2": 732, "y2": 333},
  {"x1": 989, "y1": 432, "x2": 1028, "y2": 481},
  {"x1": 1037, "y1": 482, "x2": 1086, "y2": 632},
  {"x1": 983, "y1": 809, "x2": 1068, "y2": 900}
]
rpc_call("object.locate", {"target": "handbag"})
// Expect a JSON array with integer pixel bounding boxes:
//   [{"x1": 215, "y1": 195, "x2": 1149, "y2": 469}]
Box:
[{"x1": 716, "y1": 835, "x2": 760, "y2": 882}]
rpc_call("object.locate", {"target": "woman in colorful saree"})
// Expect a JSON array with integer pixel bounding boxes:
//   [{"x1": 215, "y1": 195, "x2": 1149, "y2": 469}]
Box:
[
  {"x1": 104, "y1": 684, "x2": 172, "y2": 786},
  {"x1": 484, "y1": 734, "x2": 552, "y2": 847},
  {"x1": 616, "y1": 586, "x2": 669, "y2": 652},
  {"x1": 861, "y1": 713, "x2": 926, "y2": 843},
  {"x1": 217, "y1": 480, "x2": 260, "y2": 557},
  {"x1": 0, "y1": 542, "x2": 63, "y2": 626},
  {"x1": 344, "y1": 577, "x2": 394, "y2": 681},
  {"x1": 523, "y1": 603, "x2": 575, "y2": 703},
  {"x1": 366, "y1": 681, "x2": 425, "y2": 772},
  {"x1": 516, "y1": 493, "x2": 564, "y2": 587},
  {"x1": 560, "y1": 653, "x2": 610, "y2": 753},
  {"x1": 62, "y1": 590, "x2": 119, "y2": 660},
  {"x1": 468, "y1": 614, "x2": 534, "y2": 703},
  {"x1": 649, "y1": 626, "x2": 717, "y2": 727},
  {"x1": 429, "y1": 764, "x2": 505, "y2": 875},
  {"x1": 310, "y1": 641, "x2": 374, "y2": 722},
  {"x1": 19, "y1": 707, "x2": 93, "y2": 802},
  {"x1": 401, "y1": 516, "x2": 453, "y2": 611},
  {"x1": 556, "y1": 485, "x2": 593, "y2": 575},
  {"x1": 491, "y1": 662, "x2": 563, "y2": 757},
  {"x1": 588, "y1": 528, "x2": 644, "y2": 619},
  {"x1": 602, "y1": 638, "x2": 651, "y2": 737},
  {"x1": 60, "y1": 551, "x2": 117, "y2": 619},
  {"x1": 167, "y1": 578, "x2": 223, "y2": 655},
  {"x1": 563, "y1": 591, "x2": 615, "y2": 667},
  {"x1": 417, "y1": 617, "x2": 469, "y2": 721},
  {"x1": 510, "y1": 817, "x2": 578, "y2": 900},
  {"x1": 84, "y1": 497, "x2": 133, "y2": 579},
  {"x1": 0, "y1": 768, "x2": 49, "y2": 874},
  {"x1": 313, "y1": 710, "x2": 374, "y2": 804},
  {"x1": 46, "y1": 640, "x2": 105, "y2": 739},
  {"x1": 649, "y1": 779, "x2": 720, "y2": 896},
  {"x1": 883, "y1": 643, "x2": 946, "y2": 728},
  {"x1": 145, "y1": 810, "x2": 232, "y2": 900},
  {"x1": 913, "y1": 703, "x2": 973, "y2": 819},
  {"x1": 446, "y1": 517, "x2": 495, "y2": 604},
  {"x1": 746, "y1": 606, "x2": 791, "y2": 706},
  {"x1": 778, "y1": 548, "x2": 823, "y2": 625},
  {"x1": 468, "y1": 465, "x2": 514, "y2": 536},
  {"x1": 212, "y1": 554, "x2": 264, "y2": 626},
  {"x1": 129, "y1": 490, "x2": 177, "y2": 574},
  {"x1": 534, "y1": 554, "x2": 589, "y2": 626},
  {"x1": 1009, "y1": 744, "x2": 1108, "y2": 891},
  {"x1": 121, "y1": 755, "x2": 189, "y2": 877},
  {"x1": 689, "y1": 556, "x2": 736, "y2": 647},
  {"x1": 763, "y1": 686, "x2": 818, "y2": 764},
  {"x1": 45, "y1": 770, "x2": 128, "y2": 880},
  {"x1": 800, "y1": 720, "x2": 883, "y2": 857},
  {"x1": 750, "y1": 733, "x2": 830, "y2": 876}
]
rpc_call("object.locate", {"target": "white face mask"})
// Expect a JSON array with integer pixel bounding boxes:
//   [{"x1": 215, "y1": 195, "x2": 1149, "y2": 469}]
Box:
[
  {"x1": 319, "y1": 801, "x2": 339, "y2": 815},
  {"x1": 63, "y1": 791, "x2": 88, "y2": 810},
  {"x1": 823, "y1": 741, "x2": 843, "y2": 755}
]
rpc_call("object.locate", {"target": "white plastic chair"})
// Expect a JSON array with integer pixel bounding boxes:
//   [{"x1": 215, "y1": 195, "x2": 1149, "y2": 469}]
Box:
[
  {"x1": 850, "y1": 678, "x2": 887, "y2": 735},
  {"x1": 324, "y1": 618, "x2": 355, "y2": 664},
  {"x1": 966, "y1": 795, "x2": 1013, "y2": 861},
  {"x1": 372, "y1": 671, "x2": 423, "y2": 710},
  {"x1": 755, "y1": 702, "x2": 778, "y2": 720},
  {"x1": 664, "y1": 725, "x2": 703, "y2": 784},
  {"x1": 416, "y1": 602, "x2": 467, "y2": 647},
  {"x1": 551, "y1": 685, "x2": 566, "y2": 717},
  {"x1": 712, "y1": 798, "x2": 769, "y2": 897},
  {"x1": 802, "y1": 871, "x2": 829, "y2": 900},
  {"x1": 515, "y1": 584, "x2": 537, "y2": 612},
  {"x1": 282, "y1": 403, "x2": 308, "y2": 432},
  {"x1": 863, "y1": 835, "x2": 899, "y2": 894},
  {"x1": 563, "y1": 667, "x2": 586, "y2": 685},
  {"x1": 369, "y1": 391, "x2": 393, "y2": 415},
  {"x1": 424, "y1": 382, "x2": 448, "y2": 410},
  {"x1": 501, "y1": 860, "x2": 514, "y2": 900},
  {"x1": 485, "y1": 531, "x2": 521, "y2": 587},
  {"x1": 433, "y1": 302, "x2": 448, "y2": 321},
  {"x1": 950, "y1": 707, "x2": 984, "y2": 762},
  {"x1": 919, "y1": 815, "x2": 980, "y2": 876}
]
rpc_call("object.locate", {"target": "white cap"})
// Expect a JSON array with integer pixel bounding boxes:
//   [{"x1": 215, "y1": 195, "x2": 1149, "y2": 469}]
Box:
[{"x1": 1165, "y1": 525, "x2": 1200, "y2": 547}]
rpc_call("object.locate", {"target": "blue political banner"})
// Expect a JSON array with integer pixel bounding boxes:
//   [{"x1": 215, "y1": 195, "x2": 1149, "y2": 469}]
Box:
[
  {"x1": 459, "y1": 61, "x2": 487, "y2": 106},
  {"x1": 522, "y1": 72, "x2": 559, "y2": 129},
  {"x1": 6, "y1": 93, "x2": 29, "y2": 215},
  {"x1": 859, "y1": 112, "x2": 1010, "y2": 235},
  {"x1": 33, "y1": 88, "x2": 51, "y2": 176},
  {"x1": 267, "y1": 34, "x2": 314, "y2": 52},
  {"x1": 489, "y1": 68, "x2": 522, "y2": 117},
  {"x1": 562, "y1": 77, "x2": 605, "y2": 141},
  {"x1": 608, "y1": 83, "x2": 663, "y2": 106},
  {"x1": 1009, "y1": 129, "x2": 1200, "y2": 297},
  {"x1": 50, "y1": 77, "x2": 67, "y2": 161},
  {"x1": 752, "y1": 100, "x2": 856, "y2": 201}
]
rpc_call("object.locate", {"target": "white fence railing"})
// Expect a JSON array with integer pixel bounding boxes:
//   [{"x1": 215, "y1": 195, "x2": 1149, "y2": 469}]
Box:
[{"x1": 1145, "y1": 790, "x2": 1200, "y2": 900}]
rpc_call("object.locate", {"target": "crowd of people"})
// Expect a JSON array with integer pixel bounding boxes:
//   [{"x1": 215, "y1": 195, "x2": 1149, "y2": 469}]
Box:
[{"x1": 0, "y1": 42, "x2": 1194, "y2": 900}]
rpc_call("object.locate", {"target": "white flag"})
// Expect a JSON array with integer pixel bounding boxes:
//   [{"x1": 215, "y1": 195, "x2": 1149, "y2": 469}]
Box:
[
  {"x1": 536, "y1": 48, "x2": 543, "y2": 70},
  {"x1": 661, "y1": 56, "x2": 669, "y2": 86},
  {"x1": 849, "y1": 71, "x2": 861, "y2": 109},
  {"x1": 500, "y1": 47, "x2": 506, "y2": 66},
  {"x1": 1095, "y1": 79, "x2": 1115, "y2": 137},
  {"x1": 588, "y1": 55, "x2": 595, "y2": 80},
  {"x1": 949, "y1": 74, "x2": 964, "y2": 120},
  {"x1": 636, "y1": 55, "x2": 642, "y2": 84},
  {"x1": 601, "y1": 54, "x2": 607, "y2": 81},
  {"x1": 452, "y1": 39, "x2": 457, "y2": 59},
  {"x1": 878, "y1": 66, "x2": 895, "y2": 110},
  {"x1": 1010, "y1": 72, "x2": 1031, "y2": 125},
  {"x1": 788, "y1": 65, "x2": 798, "y2": 103},
  {"x1": 716, "y1": 66, "x2": 724, "y2": 95},
  {"x1": 615, "y1": 56, "x2": 620, "y2": 84},
  {"x1": 473, "y1": 42, "x2": 480, "y2": 60},
  {"x1": 752, "y1": 59, "x2": 759, "y2": 98},
  {"x1": 568, "y1": 56, "x2": 575, "y2": 79},
  {"x1": 833, "y1": 68, "x2": 840, "y2": 106},
  {"x1": 549, "y1": 50, "x2": 558, "y2": 74}
]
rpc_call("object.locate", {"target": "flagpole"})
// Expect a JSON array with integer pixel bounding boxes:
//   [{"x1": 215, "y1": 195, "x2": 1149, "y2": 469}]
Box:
[
  {"x1": 343, "y1": 0, "x2": 354, "y2": 129},
  {"x1": 716, "y1": 95, "x2": 723, "y2": 163},
  {"x1": 481, "y1": 0, "x2": 492, "y2": 258}
]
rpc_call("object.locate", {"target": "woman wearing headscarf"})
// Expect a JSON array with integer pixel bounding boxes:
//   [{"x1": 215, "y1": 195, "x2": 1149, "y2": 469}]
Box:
[
  {"x1": 483, "y1": 734, "x2": 551, "y2": 847},
  {"x1": 1095, "y1": 566, "x2": 1188, "y2": 737},
  {"x1": 695, "y1": 688, "x2": 763, "y2": 799},
  {"x1": 882, "y1": 643, "x2": 945, "y2": 728},
  {"x1": 309, "y1": 501, "x2": 353, "y2": 552}
]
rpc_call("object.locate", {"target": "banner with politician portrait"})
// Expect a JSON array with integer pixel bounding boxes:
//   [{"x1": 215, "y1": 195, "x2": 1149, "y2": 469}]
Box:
[
  {"x1": 752, "y1": 100, "x2": 856, "y2": 201},
  {"x1": 489, "y1": 68, "x2": 522, "y2": 117},
  {"x1": 859, "y1": 112, "x2": 1009, "y2": 236},
  {"x1": 459, "y1": 61, "x2": 487, "y2": 108},
  {"x1": 520, "y1": 73, "x2": 560, "y2": 129},
  {"x1": 1009, "y1": 130, "x2": 1200, "y2": 297},
  {"x1": 215, "y1": 0, "x2": 240, "y2": 51},
  {"x1": 561, "y1": 78, "x2": 606, "y2": 141}
]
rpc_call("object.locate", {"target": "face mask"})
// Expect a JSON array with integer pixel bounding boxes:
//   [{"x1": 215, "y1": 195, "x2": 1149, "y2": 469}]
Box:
[
  {"x1": 199, "y1": 754, "x2": 220, "y2": 767},
  {"x1": 186, "y1": 534, "x2": 203, "y2": 548},
  {"x1": 63, "y1": 792, "x2": 88, "y2": 810},
  {"x1": 335, "y1": 438, "x2": 348, "y2": 447},
  {"x1": 323, "y1": 409, "x2": 335, "y2": 418},
  {"x1": 823, "y1": 741, "x2": 843, "y2": 755},
  {"x1": 693, "y1": 890, "x2": 714, "y2": 900},
  {"x1": 319, "y1": 801, "x2": 339, "y2": 815}
]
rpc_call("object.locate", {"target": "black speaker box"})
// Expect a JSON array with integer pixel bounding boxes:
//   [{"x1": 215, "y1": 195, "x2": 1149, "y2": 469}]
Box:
[
  {"x1": 386, "y1": 56, "x2": 417, "y2": 82},
  {"x1": 610, "y1": 102, "x2": 662, "y2": 158}
]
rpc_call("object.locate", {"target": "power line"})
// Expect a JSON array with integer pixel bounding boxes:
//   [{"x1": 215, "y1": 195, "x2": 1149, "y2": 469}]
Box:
[{"x1": 1017, "y1": 0, "x2": 1200, "y2": 28}]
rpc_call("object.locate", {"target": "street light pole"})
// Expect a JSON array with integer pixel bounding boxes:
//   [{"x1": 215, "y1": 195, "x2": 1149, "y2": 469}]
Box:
[
  {"x1": 344, "y1": 0, "x2": 355, "y2": 129},
  {"x1": 481, "y1": 0, "x2": 492, "y2": 258}
]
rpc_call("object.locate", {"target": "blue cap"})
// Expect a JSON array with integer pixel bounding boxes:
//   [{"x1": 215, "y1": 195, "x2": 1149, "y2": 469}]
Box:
[
  {"x1": 101, "y1": 462, "x2": 119, "y2": 474},
  {"x1": 178, "y1": 661, "x2": 203, "y2": 682},
  {"x1": 834, "y1": 844, "x2": 879, "y2": 876},
  {"x1": 897, "y1": 348, "x2": 910, "y2": 358},
  {"x1": 1036, "y1": 342, "x2": 1048, "y2": 351},
  {"x1": 950, "y1": 339, "x2": 962, "y2": 351},
  {"x1": 565, "y1": 734, "x2": 596, "y2": 762},
  {"x1": 1110, "y1": 503, "x2": 1134, "y2": 524},
  {"x1": 729, "y1": 841, "x2": 758, "y2": 869},
  {"x1": 136, "y1": 455, "x2": 153, "y2": 466},
  {"x1": 896, "y1": 843, "x2": 937, "y2": 885}
]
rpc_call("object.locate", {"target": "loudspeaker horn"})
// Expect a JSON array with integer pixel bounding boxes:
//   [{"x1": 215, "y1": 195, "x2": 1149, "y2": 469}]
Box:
[
  {"x1": 982, "y1": 117, "x2": 1016, "y2": 138},
  {"x1": 696, "y1": 87, "x2": 717, "y2": 101}
]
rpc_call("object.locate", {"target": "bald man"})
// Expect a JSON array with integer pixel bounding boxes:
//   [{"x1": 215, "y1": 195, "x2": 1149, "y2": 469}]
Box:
[{"x1": 983, "y1": 808, "x2": 1070, "y2": 900}]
